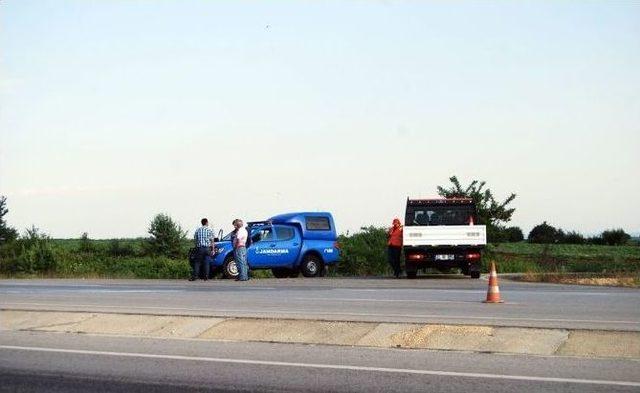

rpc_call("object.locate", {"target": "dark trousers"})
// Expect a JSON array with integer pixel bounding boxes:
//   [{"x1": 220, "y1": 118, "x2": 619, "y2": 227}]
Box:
[
  {"x1": 192, "y1": 246, "x2": 211, "y2": 279},
  {"x1": 387, "y1": 246, "x2": 402, "y2": 277}
]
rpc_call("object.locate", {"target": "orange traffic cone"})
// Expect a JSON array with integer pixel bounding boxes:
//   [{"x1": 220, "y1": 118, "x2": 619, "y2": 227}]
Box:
[{"x1": 483, "y1": 261, "x2": 504, "y2": 303}]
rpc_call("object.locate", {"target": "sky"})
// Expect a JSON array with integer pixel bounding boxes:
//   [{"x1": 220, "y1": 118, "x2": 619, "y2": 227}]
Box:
[{"x1": 1, "y1": 1, "x2": 639, "y2": 238}]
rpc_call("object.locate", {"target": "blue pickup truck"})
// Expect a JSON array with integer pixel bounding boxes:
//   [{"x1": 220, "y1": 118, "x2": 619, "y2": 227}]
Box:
[{"x1": 211, "y1": 212, "x2": 340, "y2": 279}]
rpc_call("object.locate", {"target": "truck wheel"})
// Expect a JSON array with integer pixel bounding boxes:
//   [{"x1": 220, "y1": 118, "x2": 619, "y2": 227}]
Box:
[
  {"x1": 223, "y1": 256, "x2": 239, "y2": 279},
  {"x1": 271, "y1": 268, "x2": 290, "y2": 278},
  {"x1": 300, "y1": 254, "x2": 322, "y2": 277},
  {"x1": 470, "y1": 271, "x2": 481, "y2": 279}
]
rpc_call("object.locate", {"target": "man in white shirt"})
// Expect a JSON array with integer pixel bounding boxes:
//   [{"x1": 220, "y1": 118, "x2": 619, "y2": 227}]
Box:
[{"x1": 233, "y1": 219, "x2": 249, "y2": 281}]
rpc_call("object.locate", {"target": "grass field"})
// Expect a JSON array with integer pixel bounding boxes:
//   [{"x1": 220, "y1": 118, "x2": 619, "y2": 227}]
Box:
[
  {"x1": 485, "y1": 242, "x2": 640, "y2": 274},
  {"x1": 489, "y1": 242, "x2": 640, "y2": 260}
]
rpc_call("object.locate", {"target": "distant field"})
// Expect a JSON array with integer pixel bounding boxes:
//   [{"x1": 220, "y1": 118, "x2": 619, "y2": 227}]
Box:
[
  {"x1": 490, "y1": 242, "x2": 640, "y2": 260},
  {"x1": 485, "y1": 242, "x2": 640, "y2": 274}
]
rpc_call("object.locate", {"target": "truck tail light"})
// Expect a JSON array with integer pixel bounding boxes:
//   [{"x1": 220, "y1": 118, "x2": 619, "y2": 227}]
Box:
[
  {"x1": 466, "y1": 252, "x2": 481, "y2": 260},
  {"x1": 334, "y1": 241, "x2": 340, "y2": 249},
  {"x1": 408, "y1": 254, "x2": 424, "y2": 260}
]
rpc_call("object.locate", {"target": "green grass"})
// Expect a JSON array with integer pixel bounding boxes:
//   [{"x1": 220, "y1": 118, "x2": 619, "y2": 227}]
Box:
[
  {"x1": 3, "y1": 236, "x2": 639, "y2": 279},
  {"x1": 489, "y1": 242, "x2": 640, "y2": 260},
  {"x1": 485, "y1": 242, "x2": 640, "y2": 274}
]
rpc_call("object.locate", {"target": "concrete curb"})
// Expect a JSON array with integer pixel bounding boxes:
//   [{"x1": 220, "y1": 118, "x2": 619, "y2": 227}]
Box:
[{"x1": 2, "y1": 310, "x2": 638, "y2": 359}]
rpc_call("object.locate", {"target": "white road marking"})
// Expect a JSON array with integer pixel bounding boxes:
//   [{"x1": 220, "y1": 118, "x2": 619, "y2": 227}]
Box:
[
  {"x1": 2, "y1": 302, "x2": 639, "y2": 326},
  {"x1": 1, "y1": 345, "x2": 638, "y2": 387}
]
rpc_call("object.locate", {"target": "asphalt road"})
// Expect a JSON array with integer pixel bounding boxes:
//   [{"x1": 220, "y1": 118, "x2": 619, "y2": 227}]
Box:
[
  {"x1": 1, "y1": 330, "x2": 639, "y2": 393},
  {"x1": 1, "y1": 278, "x2": 639, "y2": 331}
]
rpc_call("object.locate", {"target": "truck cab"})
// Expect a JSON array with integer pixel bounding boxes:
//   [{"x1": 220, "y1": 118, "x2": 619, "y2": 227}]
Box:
[
  {"x1": 403, "y1": 198, "x2": 487, "y2": 279},
  {"x1": 211, "y1": 212, "x2": 340, "y2": 279}
]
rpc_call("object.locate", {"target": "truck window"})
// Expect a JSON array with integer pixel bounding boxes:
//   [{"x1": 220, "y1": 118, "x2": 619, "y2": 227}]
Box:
[
  {"x1": 275, "y1": 226, "x2": 295, "y2": 241},
  {"x1": 306, "y1": 216, "x2": 331, "y2": 231},
  {"x1": 251, "y1": 227, "x2": 274, "y2": 242},
  {"x1": 406, "y1": 206, "x2": 475, "y2": 226}
]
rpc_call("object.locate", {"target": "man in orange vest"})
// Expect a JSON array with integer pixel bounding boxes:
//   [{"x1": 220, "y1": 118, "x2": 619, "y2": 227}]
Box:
[{"x1": 387, "y1": 218, "x2": 403, "y2": 278}]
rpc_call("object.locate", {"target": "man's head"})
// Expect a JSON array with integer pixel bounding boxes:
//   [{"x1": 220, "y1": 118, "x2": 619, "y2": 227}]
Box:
[
  {"x1": 201, "y1": 218, "x2": 208, "y2": 226},
  {"x1": 234, "y1": 219, "x2": 243, "y2": 229},
  {"x1": 392, "y1": 218, "x2": 401, "y2": 228}
]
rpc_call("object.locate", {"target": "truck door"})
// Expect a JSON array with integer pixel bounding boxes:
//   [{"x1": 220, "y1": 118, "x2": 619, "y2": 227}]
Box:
[
  {"x1": 272, "y1": 225, "x2": 301, "y2": 267},
  {"x1": 247, "y1": 226, "x2": 276, "y2": 268}
]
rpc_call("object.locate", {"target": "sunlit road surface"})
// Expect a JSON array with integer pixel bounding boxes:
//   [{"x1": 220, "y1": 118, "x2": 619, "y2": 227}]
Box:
[{"x1": 1, "y1": 277, "x2": 639, "y2": 331}]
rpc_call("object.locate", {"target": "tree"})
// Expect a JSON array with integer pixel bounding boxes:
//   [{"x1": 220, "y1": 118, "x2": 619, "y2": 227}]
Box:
[
  {"x1": 437, "y1": 176, "x2": 517, "y2": 242},
  {"x1": 563, "y1": 231, "x2": 585, "y2": 245},
  {"x1": 78, "y1": 232, "x2": 96, "y2": 253},
  {"x1": 145, "y1": 213, "x2": 187, "y2": 259},
  {"x1": 601, "y1": 229, "x2": 631, "y2": 246},
  {"x1": 0, "y1": 196, "x2": 18, "y2": 244},
  {"x1": 503, "y1": 226, "x2": 525, "y2": 242},
  {"x1": 528, "y1": 221, "x2": 562, "y2": 244}
]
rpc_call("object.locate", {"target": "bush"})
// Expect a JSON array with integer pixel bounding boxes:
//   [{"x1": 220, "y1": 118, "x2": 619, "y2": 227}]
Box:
[
  {"x1": 1, "y1": 227, "x2": 58, "y2": 274},
  {"x1": 602, "y1": 229, "x2": 631, "y2": 246},
  {"x1": 145, "y1": 213, "x2": 187, "y2": 259},
  {"x1": 53, "y1": 253, "x2": 190, "y2": 279},
  {"x1": 528, "y1": 221, "x2": 562, "y2": 244},
  {"x1": 108, "y1": 239, "x2": 136, "y2": 257},
  {"x1": 486, "y1": 225, "x2": 507, "y2": 243},
  {"x1": 337, "y1": 226, "x2": 388, "y2": 276}
]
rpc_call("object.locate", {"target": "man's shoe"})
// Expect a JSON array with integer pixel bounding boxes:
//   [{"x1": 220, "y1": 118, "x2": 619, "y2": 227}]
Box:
[{"x1": 188, "y1": 277, "x2": 196, "y2": 281}]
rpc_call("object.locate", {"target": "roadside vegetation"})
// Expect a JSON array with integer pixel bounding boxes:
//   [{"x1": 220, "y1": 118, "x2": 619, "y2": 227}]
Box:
[{"x1": 1, "y1": 181, "x2": 638, "y2": 283}]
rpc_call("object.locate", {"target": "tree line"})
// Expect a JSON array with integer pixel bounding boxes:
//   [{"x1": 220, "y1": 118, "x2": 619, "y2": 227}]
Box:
[{"x1": 436, "y1": 176, "x2": 632, "y2": 245}]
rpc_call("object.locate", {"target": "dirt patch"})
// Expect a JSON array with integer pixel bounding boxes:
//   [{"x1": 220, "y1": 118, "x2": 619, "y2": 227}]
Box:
[
  {"x1": 384, "y1": 325, "x2": 568, "y2": 355},
  {"x1": 391, "y1": 324, "x2": 493, "y2": 349},
  {"x1": 356, "y1": 323, "x2": 420, "y2": 347},
  {"x1": 515, "y1": 273, "x2": 639, "y2": 288}
]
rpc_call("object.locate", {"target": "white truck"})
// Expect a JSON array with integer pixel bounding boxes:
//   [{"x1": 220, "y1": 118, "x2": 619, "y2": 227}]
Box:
[{"x1": 403, "y1": 198, "x2": 487, "y2": 279}]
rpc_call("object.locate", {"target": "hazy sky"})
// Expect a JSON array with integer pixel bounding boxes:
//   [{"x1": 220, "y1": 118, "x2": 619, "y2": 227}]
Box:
[{"x1": 1, "y1": 1, "x2": 639, "y2": 238}]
